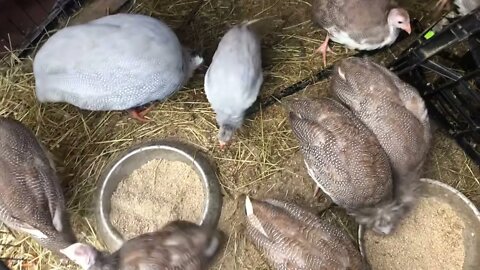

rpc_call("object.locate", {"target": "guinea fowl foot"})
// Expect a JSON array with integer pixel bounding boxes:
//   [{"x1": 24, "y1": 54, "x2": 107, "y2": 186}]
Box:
[
  {"x1": 219, "y1": 141, "x2": 228, "y2": 150},
  {"x1": 128, "y1": 105, "x2": 154, "y2": 123},
  {"x1": 315, "y1": 35, "x2": 335, "y2": 67}
]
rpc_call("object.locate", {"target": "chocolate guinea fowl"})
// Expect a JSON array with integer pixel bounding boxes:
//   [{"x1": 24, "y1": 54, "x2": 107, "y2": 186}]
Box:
[
  {"x1": 244, "y1": 197, "x2": 366, "y2": 270},
  {"x1": 204, "y1": 20, "x2": 263, "y2": 149},
  {"x1": 61, "y1": 220, "x2": 222, "y2": 270},
  {"x1": 287, "y1": 97, "x2": 401, "y2": 234},
  {"x1": 331, "y1": 57, "x2": 431, "y2": 233},
  {"x1": 312, "y1": 0, "x2": 411, "y2": 66},
  {"x1": 0, "y1": 117, "x2": 77, "y2": 259},
  {"x1": 33, "y1": 13, "x2": 203, "y2": 122}
]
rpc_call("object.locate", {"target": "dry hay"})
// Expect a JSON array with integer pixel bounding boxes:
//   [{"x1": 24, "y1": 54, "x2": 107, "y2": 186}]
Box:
[{"x1": 0, "y1": 0, "x2": 479, "y2": 269}]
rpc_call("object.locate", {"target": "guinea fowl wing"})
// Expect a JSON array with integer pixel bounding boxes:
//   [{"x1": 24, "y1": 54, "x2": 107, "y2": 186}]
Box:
[{"x1": 0, "y1": 120, "x2": 64, "y2": 237}]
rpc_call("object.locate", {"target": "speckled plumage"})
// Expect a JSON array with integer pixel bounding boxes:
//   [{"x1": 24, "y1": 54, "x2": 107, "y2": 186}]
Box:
[
  {"x1": 33, "y1": 14, "x2": 203, "y2": 111},
  {"x1": 204, "y1": 20, "x2": 263, "y2": 146},
  {"x1": 312, "y1": 0, "x2": 409, "y2": 50},
  {"x1": 0, "y1": 117, "x2": 76, "y2": 255},
  {"x1": 287, "y1": 97, "x2": 393, "y2": 211},
  {"x1": 331, "y1": 57, "x2": 431, "y2": 221},
  {"x1": 245, "y1": 197, "x2": 365, "y2": 270},
  {"x1": 62, "y1": 221, "x2": 222, "y2": 270}
]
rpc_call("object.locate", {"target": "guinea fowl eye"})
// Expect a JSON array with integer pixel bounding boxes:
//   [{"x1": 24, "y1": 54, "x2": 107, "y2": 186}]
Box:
[{"x1": 398, "y1": 21, "x2": 403, "y2": 24}]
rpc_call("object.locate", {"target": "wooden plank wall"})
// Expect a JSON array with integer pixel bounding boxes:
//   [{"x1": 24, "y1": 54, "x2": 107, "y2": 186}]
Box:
[{"x1": 0, "y1": 0, "x2": 57, "y2": 53}]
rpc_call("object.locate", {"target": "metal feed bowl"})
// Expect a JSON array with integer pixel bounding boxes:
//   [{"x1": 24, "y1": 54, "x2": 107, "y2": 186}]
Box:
[
  {"x1": 95, "y1": 139, "x2": 222, "y2": 252},
  {"x1": 358, "y1": 178, "x2": 480, "y2": 269}
]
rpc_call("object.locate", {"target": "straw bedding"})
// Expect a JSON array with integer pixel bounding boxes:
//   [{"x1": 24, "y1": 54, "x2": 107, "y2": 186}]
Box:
[{"x1": 0, "y1": 0, "x2": 478, "y2": 269}]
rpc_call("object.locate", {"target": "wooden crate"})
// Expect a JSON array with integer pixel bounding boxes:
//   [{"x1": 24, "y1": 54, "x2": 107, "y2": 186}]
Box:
[{"x1": 0, "y1": 0, "x2": 73, "y2": 54}]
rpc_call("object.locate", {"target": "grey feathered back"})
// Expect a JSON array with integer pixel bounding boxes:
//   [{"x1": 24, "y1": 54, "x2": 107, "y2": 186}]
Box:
[
  {"x1": 33, "y1": 14, "x2": 203, "y2": 111},
  {"x1": 287, "y1": 97, "x2": 393, "y2": 210},
  {"x1": 204, "y1": 20, "x2": 263, "y2": 145},
  {"x1": 0, "y1": 117, "x2": 76, "y2": 254},
  {"x1": 312, "y1": 0, "x2": 395, "y2": 44},
  {"x1": 331, "y1": 57, "x2": 431, "y2": 210},
  {"x1": 245, "y1": 197, "x2": 365, "y2": 270},
  {"x1": 89, "y1": 221, "x2": 222, "y2": 270}
]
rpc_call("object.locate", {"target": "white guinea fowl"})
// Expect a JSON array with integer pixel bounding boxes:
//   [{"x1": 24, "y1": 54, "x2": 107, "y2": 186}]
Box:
[
  {"x1": 244, "y1": 196, "x2": 366, "y2": 270},
  {"x1": 60, "y1": 221, "x2": 222, "y2": 270},
  {"x1": 204, "y1": 20, "x2": 263, "y2": 149},
  {"x1": 33, "y1": 13, "x2": 203, "y2": 122},
  {"x1": 287, "y1": 97, "x2": 400, "y2": 235},
  {"x1": 331, "y1": 57, "x2": 431, "y2": 233},
  {"x1": 0, "y1": 117, "x2": 77, "y2": 261},
  {"x1": 312, "y1": 0, "x2": 411, "y2": 66}
]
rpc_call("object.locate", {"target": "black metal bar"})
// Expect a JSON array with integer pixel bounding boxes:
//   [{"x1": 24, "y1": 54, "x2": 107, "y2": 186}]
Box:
[{"x1": 390, "y1": 8, "x2": 480, "y2": 75}]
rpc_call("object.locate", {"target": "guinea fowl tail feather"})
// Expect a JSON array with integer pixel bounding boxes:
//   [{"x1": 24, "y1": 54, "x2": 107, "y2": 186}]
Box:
[
  {"x1": 239, "y1": 17, "x2": 281, "y2": 38},
  {"x1": 351, "y1": 182, "x2": 419, "y2": 235}
]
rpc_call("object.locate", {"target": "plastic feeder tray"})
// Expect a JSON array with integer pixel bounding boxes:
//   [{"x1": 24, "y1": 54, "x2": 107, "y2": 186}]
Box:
[{"x1": 389, "y1": 8, "x2": 480, "y2": 165}]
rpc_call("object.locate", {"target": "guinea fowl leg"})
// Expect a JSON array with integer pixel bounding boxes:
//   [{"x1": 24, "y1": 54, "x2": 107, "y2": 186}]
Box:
[
  {"x1": 128, "y1": 104, "x2": 154, "y2": 122},
  {"x1": 315, "y1": 34, "x2": 335, "y2": 67}
]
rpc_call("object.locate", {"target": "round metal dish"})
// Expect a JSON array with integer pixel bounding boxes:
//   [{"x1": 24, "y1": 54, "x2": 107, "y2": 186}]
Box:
[
  {"x1": 95, "y1": 139, "x2": 222, "y2": 252},
  {"x1": 358, "y1": 178, "x2": 480, "y2": 269}
]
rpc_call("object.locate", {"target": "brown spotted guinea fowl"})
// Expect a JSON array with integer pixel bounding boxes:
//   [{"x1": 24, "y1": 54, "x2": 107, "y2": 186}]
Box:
[
  {"x1": 331, "y1": 57, "x2": 431, "y2": 233},
  {"x1": 0, "y1": 117, "x2": 77, "y2": 261},
  {"x1": 244, "y1": 196, "x2": 366, "y2": 270},
  {"x1": 60, "y1": 220, "x2": 222, "y2": 270},
  {"x1": 287, "y1": 97, "x2": 400, "y2": 235}
]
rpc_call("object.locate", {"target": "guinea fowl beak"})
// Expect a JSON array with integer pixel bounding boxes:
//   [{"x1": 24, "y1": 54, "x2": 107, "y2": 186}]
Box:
[{"x1": 403, "y1": 24, "x2": 412, "y2": 34}]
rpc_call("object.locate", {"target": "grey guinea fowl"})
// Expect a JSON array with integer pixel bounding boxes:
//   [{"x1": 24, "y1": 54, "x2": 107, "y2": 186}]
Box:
[
  {"x1": 204, "y1": 20, "x2": 263, "y2": 149},
  {"x1": 33, "y1": 13, "x2": 203, "y2": 122},
  {"x1": 331, "y1": 57, "x2": 431, "y2": 231},
  {"x1": 60, "y1": 220, "x2": 222, "y2": 270},
  {"x1": 312, "y1": 0, "x2": 411, "y2": 66},
  {"x1": 0, "y1": 117, "x2": 76, "y2": 258},
  {"x1": 244, "y1": 196, "x2": 366, "y2": 270},
  {"x1": 287, "y1": 97, "x2": 400, "y2": 234},
  {"x1": 435, "y1": 0, "x2": 480, "y2": 15}
]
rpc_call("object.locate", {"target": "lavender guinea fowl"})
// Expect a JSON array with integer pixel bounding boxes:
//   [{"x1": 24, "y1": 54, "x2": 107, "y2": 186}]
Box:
[
  {"x1": 287, "y1": 97, "x2": 400, "y2": 234},
  {"x1": 60, "y1": 220, "x2": 222, "y2": 270},
  {"x1": 331, "y1": 57, "x2": 431, "y2": 233},
  {"x1": 0, "y1": 117, "x2": 76, "y2": 259},
  {"x1": 33, "y1": 13, "x2": 203, "y2": 122},
  {"x1": 204, "y1": 20, "x2": 263, "y2": 149},
  {"x1": 244, "y1": 196, "x2": 366, "y2": 270},
  {"x1": 312, "y1": 0, "x2": 411, "y2": 66}
]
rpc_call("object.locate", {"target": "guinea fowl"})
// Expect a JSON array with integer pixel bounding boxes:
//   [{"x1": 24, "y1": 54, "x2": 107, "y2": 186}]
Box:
[
  {"x1": 312, "y1": 0, "x2": 411, "y2": 66},
  {"x1": 244, "y1": 196, "x2": 366, "y2": 270},
  {"x1": 204, "y1": 20, "x2": 263, "y2": 149},
  {"x1": 0, "y1": 117, "x2": 77, "y2": 259},
  {"x1": 60, "y1": 220, "x2": 222, "y2": 270},
  {"x1": 33, "y1": 13, "x2": 203, "y2": 122},
  {"x1": 331, "y1": 57, "x2": 431, "y2": 231},
  {"x1": 287, "y1": 97, "x2": 401, "y2": 234}
]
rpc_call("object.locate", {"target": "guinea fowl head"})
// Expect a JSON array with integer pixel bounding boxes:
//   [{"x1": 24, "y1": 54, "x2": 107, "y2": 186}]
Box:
[
  {"x1": 60, "y1": 243, "x2": 100, "y2": 270},
  {"x1": 387, "y1": 8, "x2": 411, "y2": 34}
]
